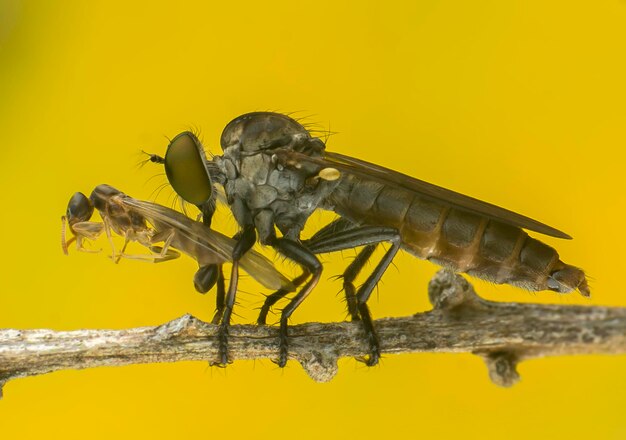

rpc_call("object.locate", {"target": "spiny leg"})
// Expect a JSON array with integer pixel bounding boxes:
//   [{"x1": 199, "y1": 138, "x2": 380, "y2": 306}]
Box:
[
  {"x1": 254, "y1": 217, "x2": 359, "y2": 323},
  {"x1": 257, "y1": 229, "x2": 380, "y2": 326},
  {"x1": 257, "y1": 270, "x2": 309, "y2": 325},
  {"x1": 355, "y1": 239, "x2": 401, "y2": 366},
  {"x1": 211, "y1": 225, "x2": 256, "y2": 366},
  {"x1": 342, "y1": 244, "x2": 377, "y2": 321},
  {"x1": 306, "y1": 217, "x2": 357, "y2": 243},
  {"x1": 269, "y1": 238, "x2": 322, "y2": 367},
  {"x1": 305, "y1": 223, "x2": 401, "y2": 365},
  {"x1": 211, "y1": 262, "x2": 238, "y2": 366},
  {"x1": 305, "y1": 225, "x2": 397, "y2": 320},
  {"x1": 212, "y1": 265, "x2": 225, "y2": 325}
]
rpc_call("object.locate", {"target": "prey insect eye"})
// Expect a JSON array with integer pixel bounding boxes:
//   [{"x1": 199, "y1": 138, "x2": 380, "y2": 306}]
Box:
[
  {"x1": 66, "y1": 192, "x2": 94, "y2": 224},
  {"x1": 164, "y1": 131, "x2": 213, "y2": 205}
]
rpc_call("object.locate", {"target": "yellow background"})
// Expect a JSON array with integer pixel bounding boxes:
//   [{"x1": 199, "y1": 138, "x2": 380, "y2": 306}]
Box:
[{"x1": 1, "y1": 1, "x2": 625, "y2": 438}]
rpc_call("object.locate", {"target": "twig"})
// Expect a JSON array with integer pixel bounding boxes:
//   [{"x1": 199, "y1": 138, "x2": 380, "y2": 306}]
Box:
[{"x1": 1, "y1": 270, "x2": 625, "y2": 396}]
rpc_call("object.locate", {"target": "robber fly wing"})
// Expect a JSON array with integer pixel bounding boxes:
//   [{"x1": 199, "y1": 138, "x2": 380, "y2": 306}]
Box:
[
  {"x1": 121, "y1": 197, "x2": 294, "y2": 291},
  {"x1": 275, "y1": 149, "x2": 571, "y2": 240}
]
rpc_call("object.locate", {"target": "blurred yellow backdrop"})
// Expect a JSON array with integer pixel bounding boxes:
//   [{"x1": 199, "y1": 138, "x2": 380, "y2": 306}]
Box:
[{"x1": 1, "y1": 0, "x2": 625, "y2": 438}]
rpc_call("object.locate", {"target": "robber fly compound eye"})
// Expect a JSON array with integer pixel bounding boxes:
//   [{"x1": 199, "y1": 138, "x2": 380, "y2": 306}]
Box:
[{"x1": 164, "y1": 131, "x2": 214, "y2": 206}]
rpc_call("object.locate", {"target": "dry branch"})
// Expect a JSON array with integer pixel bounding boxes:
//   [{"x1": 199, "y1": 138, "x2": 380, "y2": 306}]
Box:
[{"x1": 1, "y1": 270, "x2": 625, "y2": 396}]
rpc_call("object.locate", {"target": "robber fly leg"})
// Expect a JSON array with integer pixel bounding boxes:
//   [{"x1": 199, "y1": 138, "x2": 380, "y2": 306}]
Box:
[
  {"x1": 267, "y1": 237, "x2": 323, "y2": 368},
  {"x1": 211, "y1": 262, "x2": 238, "y2": 366},
  {"x1": 303, "y1": 218, "x2": 375, "y2": 318},
  {"x1": 255, "y1": 218, "x2": 355, "y2": 324},
  {"x1": 212, "y1": 266, "x2": 226, "y2": 325},
  {"x1": 211, "y1": 225, "x2": 256, "y2": 367},
  {"x1": 341, "y1": 245, "x2": 377, "y2": 320},
  {"x1": 257, "y1": 270, "x2": 309, "y2": 325},
  {"x1": 306, "y1": 217, "x2": 357, "y2": 243},
  {"x1": 304, "y1": 225, "x2": 397, "y2": 320},
  {"x1": 304, "y1": 224, "x2": 400, "y2": 364},
  {"x1": 355, "y1": 238, "x2": 401, "y2": 366}
]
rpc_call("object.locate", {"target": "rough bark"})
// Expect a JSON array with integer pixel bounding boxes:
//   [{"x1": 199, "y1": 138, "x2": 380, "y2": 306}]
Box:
[{"x1": 1, "y1": 270, "x2": 625, "y2": 396}]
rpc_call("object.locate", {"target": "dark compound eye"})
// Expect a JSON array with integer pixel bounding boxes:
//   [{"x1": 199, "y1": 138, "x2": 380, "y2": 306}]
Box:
[
  {"x1": 66, "y1": 192, "x2": 94, "y2": 224},
  {"x1": 164, "y1": 132, "x2": 213, "y2": 205}
]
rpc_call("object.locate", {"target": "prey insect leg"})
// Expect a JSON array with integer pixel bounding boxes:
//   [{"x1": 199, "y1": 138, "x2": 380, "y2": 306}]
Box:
[
  {"x1": 102, "y1": 217, "x2": 118, "y2": 261},
  {"x1": 114, "y1": 237, "x2": 130, "y2": 264},
  {"x1": 122, "y1": 229, "x2": 179, "y2": 262}
]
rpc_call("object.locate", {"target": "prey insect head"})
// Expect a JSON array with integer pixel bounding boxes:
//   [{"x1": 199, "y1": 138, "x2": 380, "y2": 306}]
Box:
[
  {"x1": 61, "y1": 191, "x2": 98, "y2": 255},
  {"x1": 65, "y1": 192, "x2": 94, "y2": 226}
]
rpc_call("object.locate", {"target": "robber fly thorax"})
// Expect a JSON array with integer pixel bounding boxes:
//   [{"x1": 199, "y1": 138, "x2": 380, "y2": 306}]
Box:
[{"x1": 214, "y1": 113, "x2": 342, "y2": 242}]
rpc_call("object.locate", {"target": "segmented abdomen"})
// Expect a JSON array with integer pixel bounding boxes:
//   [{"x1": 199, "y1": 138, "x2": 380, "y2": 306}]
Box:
[{"x1": 328, "y1": 174, "x2": 589, "y2": 296}]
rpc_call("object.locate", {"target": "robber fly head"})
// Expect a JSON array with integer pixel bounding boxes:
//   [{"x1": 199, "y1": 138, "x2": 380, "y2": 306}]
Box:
[{"x1": 149, "y1": 131, "x2": 215, "y2": 206}]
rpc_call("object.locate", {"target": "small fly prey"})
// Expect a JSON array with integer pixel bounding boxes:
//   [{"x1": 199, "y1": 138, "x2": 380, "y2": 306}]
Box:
[
  {"x1": 62, "y1": 184, "x2": 293, "y2": 326},
  {"x1": 146, "y1": 112, "x2": 589, "y2": 367}
]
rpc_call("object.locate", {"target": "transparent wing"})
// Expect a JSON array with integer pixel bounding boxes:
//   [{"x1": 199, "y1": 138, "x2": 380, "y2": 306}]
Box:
[
  {"x1": 274, "y1": 149, "x2": 571, "y2": 239},
  {"x1": 121, "y1": 197, "x2": 294, "y2": 291}
]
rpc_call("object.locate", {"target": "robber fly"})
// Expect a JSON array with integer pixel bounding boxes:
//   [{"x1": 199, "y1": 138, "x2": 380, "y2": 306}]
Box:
[
  {"x1": 146, "y1": 112, "x2": 589, "y2": 367},
  {"x1": 62, "y1": 184, "x2": 293, "y2": 340}
]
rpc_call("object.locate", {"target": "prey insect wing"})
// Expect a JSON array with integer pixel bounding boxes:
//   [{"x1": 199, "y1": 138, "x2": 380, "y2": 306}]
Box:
[{"x1": 119, "y1": 197, "x2": 293, "y2": 291}]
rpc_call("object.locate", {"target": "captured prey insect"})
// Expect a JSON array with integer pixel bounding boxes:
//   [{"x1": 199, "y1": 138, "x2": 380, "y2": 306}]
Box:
[
  {"x1": 61, "y1": 184, "x2": 294, "y2": 335},
  {"x1": 146, "y1": 112, "x2": 589, "y2": 367}
]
